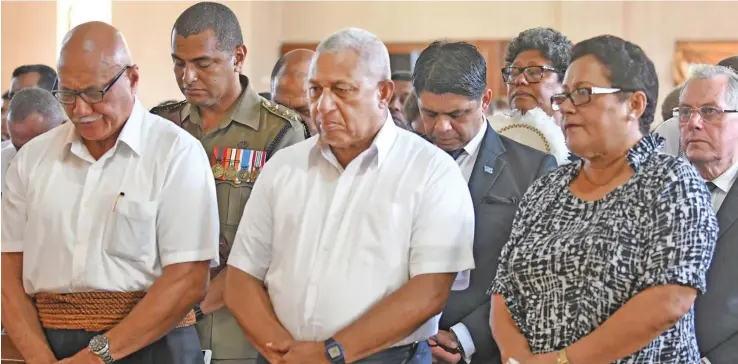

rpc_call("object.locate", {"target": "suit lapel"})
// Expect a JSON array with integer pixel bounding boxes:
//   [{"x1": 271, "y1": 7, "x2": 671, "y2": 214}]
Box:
[
  {"x1": 717, "y1": 179, "x2": 738, "y2": 238},
  {"x1": 469, "y1": 125, "x2": 506, "y2": 207}
]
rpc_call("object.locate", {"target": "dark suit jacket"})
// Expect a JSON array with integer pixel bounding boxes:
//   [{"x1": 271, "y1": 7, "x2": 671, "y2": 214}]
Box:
[
  {"x1": 438, "y1": 125, "x2": 556, "y2": 362},
  {"x1": 697, "y1": 177, "x2": 738, "y2": 364}
]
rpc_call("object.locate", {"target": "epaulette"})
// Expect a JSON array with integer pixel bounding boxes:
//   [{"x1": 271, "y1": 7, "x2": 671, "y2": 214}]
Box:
[
  {"x1": 262, "y1": 99, "x2": 301, "y2": 125},
  {"x1": 150, "y1": 100, "x2": 187, "y2": 115}
]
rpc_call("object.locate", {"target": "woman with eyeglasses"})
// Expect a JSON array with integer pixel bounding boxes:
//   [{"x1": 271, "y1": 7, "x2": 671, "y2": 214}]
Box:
[
  {"x1": 502, "y1": 28, "x2": 572, "y2": 129},
  {"x1": 488, "y1": 35, "x2": 718, "y2": 364}
]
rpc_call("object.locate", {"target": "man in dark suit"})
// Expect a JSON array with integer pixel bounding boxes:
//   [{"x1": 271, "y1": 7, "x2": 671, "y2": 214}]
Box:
[
  {"x1": 680, "y1": 64, "x2": 738, "y2": 364},
  {"x1": 412, "y1": 41, "x2": 556, "y2": 364}
]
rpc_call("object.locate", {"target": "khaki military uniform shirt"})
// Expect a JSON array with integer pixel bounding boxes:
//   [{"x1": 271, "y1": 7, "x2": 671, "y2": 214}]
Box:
[{"x1": 151, "y1": 75, "x2": 308, "y2": 363}]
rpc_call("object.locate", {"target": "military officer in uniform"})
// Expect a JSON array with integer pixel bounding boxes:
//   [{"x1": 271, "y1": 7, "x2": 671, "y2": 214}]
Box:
[{"x1": 151, "y1": 3, "x2": 307, "y2": 364}]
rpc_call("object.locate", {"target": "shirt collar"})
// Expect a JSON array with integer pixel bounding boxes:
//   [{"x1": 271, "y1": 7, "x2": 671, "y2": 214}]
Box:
[
  {"x1": 711, "y1": 159, "x2": 738, "y2": 193},
  {"x1": 65, "y1": 98, "x2": 146, "y2": 158},
  {"x1": 182, "y1": 75, "x2": 261, "y2": 131},
  {"x1": 463, "y1": 122, "x2": 487, "y2": 157},
  {"x1": 318, "y1": 112, "x2": 398, "y2": 170}
]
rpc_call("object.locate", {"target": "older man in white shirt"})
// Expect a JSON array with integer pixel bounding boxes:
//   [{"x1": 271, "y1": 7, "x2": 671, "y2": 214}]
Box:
[
  {"x1": 1, "y1": 22, "x2": 218, "y2": 364},
  {"x1": 224, "y1": 28, "x2": 475, "y2": 364}
]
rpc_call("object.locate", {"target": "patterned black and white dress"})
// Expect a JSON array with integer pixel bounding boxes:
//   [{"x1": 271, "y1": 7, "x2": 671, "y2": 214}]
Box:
[{"x1": 488, "y1": 135, "x2": 718, "y2": 363}]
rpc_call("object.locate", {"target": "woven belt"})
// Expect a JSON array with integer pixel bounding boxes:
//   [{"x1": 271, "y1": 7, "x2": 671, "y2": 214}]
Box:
[{"x1": 34, "y1": 291, "x2": 196, "y2": 332}]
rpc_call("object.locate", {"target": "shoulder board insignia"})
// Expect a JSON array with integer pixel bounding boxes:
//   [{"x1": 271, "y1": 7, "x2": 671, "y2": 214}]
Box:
[
  {"x1": 150, "y1": 100, "x2": 187, "y2": 114},
  {"x1": 262, "y1": 99, "x2": 302, "y2": 125}
]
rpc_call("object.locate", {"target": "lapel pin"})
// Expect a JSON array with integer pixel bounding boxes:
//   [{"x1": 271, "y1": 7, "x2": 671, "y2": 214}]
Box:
[{"x1": 484, "y1": 166, "x2": 494, "y2": 174}]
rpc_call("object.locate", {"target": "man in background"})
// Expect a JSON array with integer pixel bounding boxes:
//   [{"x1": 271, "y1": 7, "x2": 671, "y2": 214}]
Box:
[
  {"x1": 151, "y1": 3, "x2": 307, "y2": 363},
  {"x1": 413, "y1": 40, "x2": 556, "y2": 363},
  {"x1": 656, "y1": 55, "x2": 738, "y2": 158},
  {"x1": 1, "y1": 88, "x2": 65, "y2": 193},
  {"x1": 8, "y1": 64, "x2": 57, "y2": 97},
  {"x1": 679, "y1": 64, "x2": 738, "y2": 364},
  {"x1": 389, "y1": 70, "x2": 413, "y2": 129},
  {"x1": 270, "y1": 48, "x2": 316, "y2": 135},
  {"x1": 1, "y1": 91, "x2": 10, "y2": 142}
]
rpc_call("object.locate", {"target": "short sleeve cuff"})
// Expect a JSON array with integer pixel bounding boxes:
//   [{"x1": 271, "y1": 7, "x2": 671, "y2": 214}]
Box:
[
  {"x1": 487, "y1": 276, "x2": 512, "y2": 297},
  {"x1": 409, "y1": 259, "x2": 475, "y2": 278},
  {"x1": 1, "y1": 240, "x2": 23, "y2": 253},
  {"x1": 227, "y1": 251, "x2": 268, "y2": 281},
  {"x1": 638, "y1": 267, "x2": 707, "y2": 295},
  {"x1": 160, "y1": 248, "x2": 217, "y2": 267}
]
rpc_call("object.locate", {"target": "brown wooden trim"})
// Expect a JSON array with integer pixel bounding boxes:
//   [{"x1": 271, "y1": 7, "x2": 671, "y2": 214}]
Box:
[{"x1": 282, "y1": 39, "x2": 511, "y2": 98}]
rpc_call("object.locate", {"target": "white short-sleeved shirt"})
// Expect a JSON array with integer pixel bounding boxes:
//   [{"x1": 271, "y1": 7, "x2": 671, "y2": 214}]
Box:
[
  {"x1": 1, "y1": 99, "x2": 219, "y2": 295},
  {"x1": 1, "y1": 140, "x2": 17, "y2": 194},
  {"x1": 228, "y1": 114, "x2": 476, "y2": 345}
]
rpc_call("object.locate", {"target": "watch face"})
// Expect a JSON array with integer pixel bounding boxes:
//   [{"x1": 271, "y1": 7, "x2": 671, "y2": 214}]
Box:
[
  {"x1": 327, "y1": 345, "x2": 342, "y2": 359},
  {"x1": 89, "y1": 335, "x2": 108, "y2": 353}
]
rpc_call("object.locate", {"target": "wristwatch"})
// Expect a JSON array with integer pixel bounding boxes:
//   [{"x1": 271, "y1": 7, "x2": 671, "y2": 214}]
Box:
[
  {"x1": 324, "y1": 338, "x2": 346, "y2": 364},
  {"x1": 448, "y1": 328, "x2": 466, "y2": 358},
  {"x1": 557, "y1": 349, "x2": 570, "y2": 364},
  {"x1": 88, "y1": 334, "x2": 114, "y2": 364}
]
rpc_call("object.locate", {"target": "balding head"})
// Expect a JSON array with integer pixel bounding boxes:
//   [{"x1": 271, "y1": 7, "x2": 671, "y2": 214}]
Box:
[
  {"x1": 56, "y1": 21, "x2": 139, "y2": 150},
  {"x1": 271, "y1": 49, "x2": 316, "y2": 134},
  {"x1": 7, "y1": 88, "x2": 66, "y2": 150}
]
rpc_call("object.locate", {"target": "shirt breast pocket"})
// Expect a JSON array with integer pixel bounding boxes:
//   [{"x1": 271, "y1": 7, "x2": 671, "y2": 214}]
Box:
[{"x1": 108, "y1": 199, "x2": 157, "y2": 262}]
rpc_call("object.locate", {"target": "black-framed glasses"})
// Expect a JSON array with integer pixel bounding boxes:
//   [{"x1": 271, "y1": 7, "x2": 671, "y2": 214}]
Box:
[
  {"x1": 52, "y1": 65, "x2": 131, "y2": 105},
  {"x1": 673, "y1": 106, "x2": 738, "y2": 125},
  {"x1": 428, "y1": 335, "x2": 461, "y2": 354},
  {"x1": 551, "y1": 86, "x2": 637, "y2": 111},
  {"x1": 501, "y1": 65, "x2": 559, "y2": 84}
]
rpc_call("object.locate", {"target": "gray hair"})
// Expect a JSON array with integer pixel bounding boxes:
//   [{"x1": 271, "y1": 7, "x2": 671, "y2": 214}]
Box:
[
  {"x1": 682, "y1": 64, "x2": 738, "y2": 109},
  {"x1": 7, "y1": 88, "x2": 67, "y2": 125},
  {"x1": 313, "y1": 28, "x2": 391, "y2": 81},
  {"x1": 505, "y1": 27, "x2": 572, "y2": 80}
]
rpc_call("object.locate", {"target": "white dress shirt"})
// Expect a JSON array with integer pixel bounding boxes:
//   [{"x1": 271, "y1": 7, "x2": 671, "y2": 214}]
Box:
[
  {"x1": 448, "y1": 123, "x2": 487, "y2": 363},
  {"x1": 1, "y1": 140, "x2": 16, "y2": 194},
  {"x1": 710, "y1": 160, "x2": 738, "y2": 212},
  {"x1": 1, "y1": 99, "x2": 219, "y2": 295},
  {"x1": 228, "y1": 114, "x2": 476, "y2": 345}
]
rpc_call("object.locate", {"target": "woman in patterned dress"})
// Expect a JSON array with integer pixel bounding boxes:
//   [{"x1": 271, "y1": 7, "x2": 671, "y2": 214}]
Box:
[{"x1": 488, "y1": 35, "x2": 718, "y2": 364}]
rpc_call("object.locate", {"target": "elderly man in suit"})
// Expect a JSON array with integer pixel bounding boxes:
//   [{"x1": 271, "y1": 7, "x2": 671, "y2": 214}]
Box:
[
  {"x1": 413, "y1": 41, "x2": 556, "y2": 364},
  {"x1": 678, "y1": 64, "x2": 738, "y2": 364}
]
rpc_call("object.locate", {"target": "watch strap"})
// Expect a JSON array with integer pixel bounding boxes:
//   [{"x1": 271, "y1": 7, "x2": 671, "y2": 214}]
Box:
[
  {"x1": 557, "y1": 349, "x2": 570, "y2": 364},
  {"x1": 324, "y1": 338, "x2": 346, "y2": 364},
  {"x1": 193, "y1": 303, "x2": 204, "y2": 321}
]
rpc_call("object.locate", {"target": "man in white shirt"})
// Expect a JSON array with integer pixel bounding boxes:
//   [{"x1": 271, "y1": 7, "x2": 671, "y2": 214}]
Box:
[
  {"x1": 1, "y1": 91, "x2": 9, "y2": 142},
  {"x1": 679, "y1": 64, "x2": 738, "y2": 364},
  {"x1": 1, "y1": 21, "x2": 219, "y2": 364},
  {"x1": 413, "y1": 41, "x2": 556, "y2": 364},
  {"x1": 224, "y1": 28, "x2": 475, "y2": 364},
  {"x1": 1, "y1": 88, "x2": 66, "y2": 193}
]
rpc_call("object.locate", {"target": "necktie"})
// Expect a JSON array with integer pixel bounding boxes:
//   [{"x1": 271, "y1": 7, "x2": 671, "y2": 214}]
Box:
[
  {"x1": 706, "y1": 181, "x2": 718, "y2": 193},
  {"x1": 448, "y1": 149, "x2": 466, "y2": 160}
]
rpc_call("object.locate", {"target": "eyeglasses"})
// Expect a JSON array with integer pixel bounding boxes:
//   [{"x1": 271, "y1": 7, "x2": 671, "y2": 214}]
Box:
[
  {"x1": 52, "y1": 66, "x2": 130, "y2": 105},
  {"x1": 501, "y1": 65, "x2": 559, "y2": 84},
  {"x1": 673, "y1": 106, "x2": 738, "y2": 125},
  {"x1": 551, "y1": 86, "x2": 637, "y2": 111}
]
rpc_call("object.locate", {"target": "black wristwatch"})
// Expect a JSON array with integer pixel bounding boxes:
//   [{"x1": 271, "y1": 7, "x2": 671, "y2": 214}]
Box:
[
  {"x1": 193, "y1": 303, "x2": 204, "y2": 321},
  {"x1": 449, "y1": 328, "x2": 467, "y2": 359},
  {"x1": 324, "y1": 338, "x2": 345, "y2": 364}
]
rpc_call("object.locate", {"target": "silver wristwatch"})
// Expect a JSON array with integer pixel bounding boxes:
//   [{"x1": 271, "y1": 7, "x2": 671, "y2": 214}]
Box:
[{"x1": 88, "y1": 334, "x2": 115, "y2": 363}]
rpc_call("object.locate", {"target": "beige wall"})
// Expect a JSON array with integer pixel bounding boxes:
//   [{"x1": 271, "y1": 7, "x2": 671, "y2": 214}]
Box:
[
  {"x1": 1, "y1": 1, "x2": 57, "y2": 92},
  {"x1": 2, "y1": 0, "x2": 738, "y2": 119}
]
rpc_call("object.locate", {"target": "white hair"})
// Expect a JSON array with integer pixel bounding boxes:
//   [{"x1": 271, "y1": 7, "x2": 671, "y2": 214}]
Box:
[
  {"x1": 312, "y1": 27, "x2": 391, "y2": 81},
  {"x1": 682, "y1": 64, "x2": 738, "y2": 109}
]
